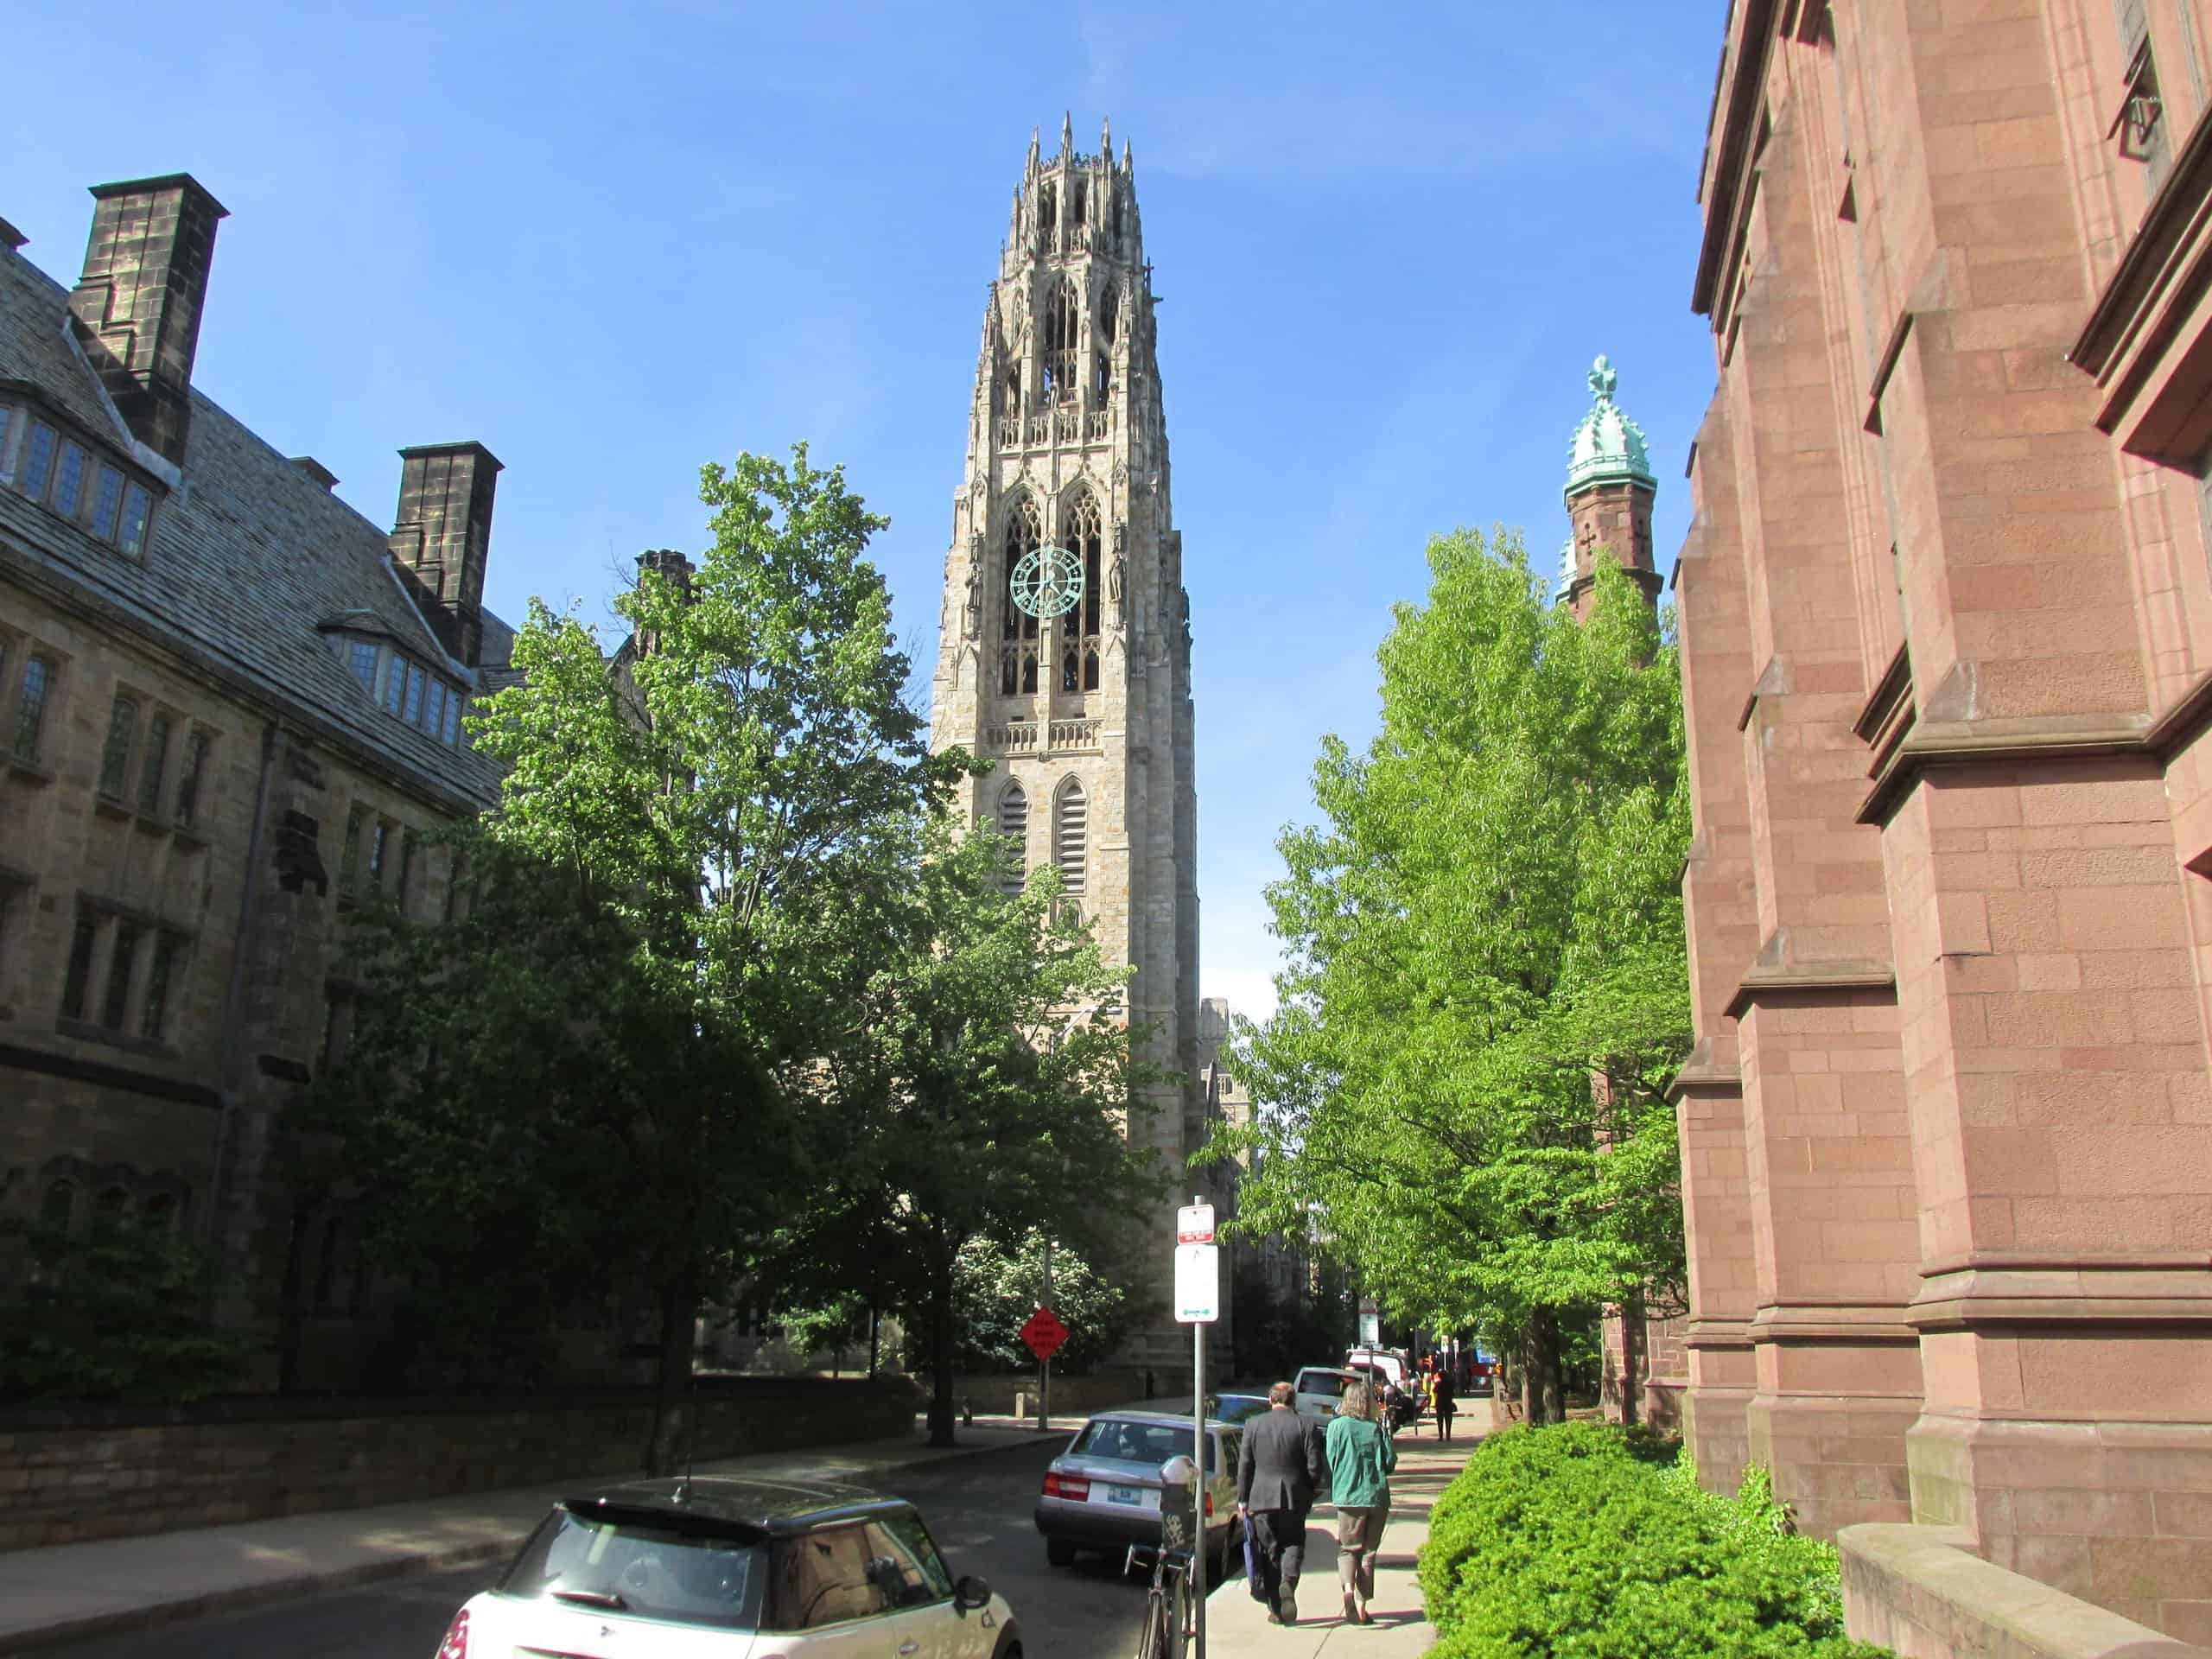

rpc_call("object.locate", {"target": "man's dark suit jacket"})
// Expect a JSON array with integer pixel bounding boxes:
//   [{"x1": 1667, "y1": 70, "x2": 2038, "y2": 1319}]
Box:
[{"x1": 1237, "y1": 1406, "x2": 1324, "y2": 1511}]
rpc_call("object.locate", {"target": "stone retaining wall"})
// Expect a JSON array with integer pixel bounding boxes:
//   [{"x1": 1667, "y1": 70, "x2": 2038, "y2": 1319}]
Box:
[
  {"x1": 954, "y1": 1370, "x2": 1150, "y2": 1416},
  {"x1": 1839, "y1": 1522, "x2": 2212, "y2": 1659},
  {"x1": 0, "y1": 1377, "x2": 919, "y2": 1552}
]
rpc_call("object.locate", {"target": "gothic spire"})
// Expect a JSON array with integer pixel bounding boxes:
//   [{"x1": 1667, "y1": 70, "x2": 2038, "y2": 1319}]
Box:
[{"x1": 1060, "y1": 110, "x2": 1073, "y2": 157}]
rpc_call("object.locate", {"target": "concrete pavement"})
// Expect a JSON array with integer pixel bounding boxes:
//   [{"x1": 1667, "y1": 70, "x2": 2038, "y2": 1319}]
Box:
[
  {"x1": 1205, "y1": 1430, "x2": 1472, "y2": 1659},
  {"x1": 0, "y1": 1414, "x2": 1060, "y2": 1655}
]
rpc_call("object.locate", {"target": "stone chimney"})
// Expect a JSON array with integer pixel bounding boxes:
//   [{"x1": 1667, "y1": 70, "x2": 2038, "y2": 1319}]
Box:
[
  {"x1": 67, "y1": 175, "x2": 229, "y2": 467},
  {"x1": 632, "y1": 549, "x2": 696, "y2": 658},
  {"x1": 388, "y1": 442, "x2": 502, "y2": 667}
]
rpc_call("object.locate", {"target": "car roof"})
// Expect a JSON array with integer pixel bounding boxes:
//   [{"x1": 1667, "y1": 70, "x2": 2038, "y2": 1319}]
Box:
[
  {"x1": 1080, "y1": 1408, "x2": 1235, "y2": 1431},
  {"x1": 560, "y1": 1476, "x2": 910, "y2": 1535}
]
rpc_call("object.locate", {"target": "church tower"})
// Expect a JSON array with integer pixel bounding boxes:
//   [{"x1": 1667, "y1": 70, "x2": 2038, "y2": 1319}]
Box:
[
  {"x1": 931, "y1": 118, "x2": 1208, "y2": 1373},
  {"x1": 1555, "y1": 353, "x2": 1662, "y2": 619}
]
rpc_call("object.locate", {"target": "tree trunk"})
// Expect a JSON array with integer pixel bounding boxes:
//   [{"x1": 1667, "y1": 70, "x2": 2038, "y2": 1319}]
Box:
[
  {"x1": 645, "y1": 1259, "x2": 701, "y2": 1477},
  {"x1": 925, "y1": 1243, "x2": 959, "y2": 1448},
  {"x1": 1529, "y1": 1307, "x2": 1565, "y2": 1426},
  {"x1": 1618, "y1": 1295, "x2": 1641, "y2": 1428}
]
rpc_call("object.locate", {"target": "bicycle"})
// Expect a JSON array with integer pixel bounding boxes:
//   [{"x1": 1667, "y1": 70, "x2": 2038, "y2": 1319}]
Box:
[{"x1": 1128, "y1": 1504, "x2": 1195, "y2": 1659}]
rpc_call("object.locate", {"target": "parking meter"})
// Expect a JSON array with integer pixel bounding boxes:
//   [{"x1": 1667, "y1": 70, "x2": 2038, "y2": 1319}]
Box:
[{"x1": 1158, "y1": 1453, "x2": 1198, "y2": 1555}]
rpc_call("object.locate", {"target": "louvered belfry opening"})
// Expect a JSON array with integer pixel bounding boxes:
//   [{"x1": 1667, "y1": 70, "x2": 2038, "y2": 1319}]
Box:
[
  {"x1": 996, "y1": 783, "x2": 1028, "y2": 893},
  {"x1": 1055, "y1": 781, "x2": 1086, "y2": 890}
]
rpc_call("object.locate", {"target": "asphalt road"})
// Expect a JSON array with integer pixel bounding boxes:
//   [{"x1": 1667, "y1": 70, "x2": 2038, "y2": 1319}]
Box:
[{"x1": 39, "y1": 1437, "x2": 1207, "y2": 1659}]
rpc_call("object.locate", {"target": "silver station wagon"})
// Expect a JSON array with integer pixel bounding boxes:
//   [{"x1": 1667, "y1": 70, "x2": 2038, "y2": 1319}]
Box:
[
  {"x1": 432, "y1": 1476, "x2": 1018, "y2": 1659},
  {"x1": 1033, "y1": 1409, "x2": 1242, "y2": 1579}
]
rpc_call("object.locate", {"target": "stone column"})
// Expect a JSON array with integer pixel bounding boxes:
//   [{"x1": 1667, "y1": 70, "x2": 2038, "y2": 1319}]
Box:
[
  {"x1": 1672, "y1": 395, "x2": 1761, "y2": 1491},
  {"x1": 1718, "y1": 94, "x2": 1922, "y2": 1535}
]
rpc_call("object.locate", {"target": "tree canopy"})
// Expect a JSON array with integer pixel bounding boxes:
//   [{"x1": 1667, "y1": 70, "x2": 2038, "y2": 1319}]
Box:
[{"x1": 1204, "y1": 531, "x2": 1690, "y2": 1420}]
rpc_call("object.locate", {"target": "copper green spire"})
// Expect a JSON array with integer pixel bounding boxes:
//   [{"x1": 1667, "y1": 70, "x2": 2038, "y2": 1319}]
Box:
[{"x1": 1565, "y1": 353, "x2": 1656, "y2": 498}]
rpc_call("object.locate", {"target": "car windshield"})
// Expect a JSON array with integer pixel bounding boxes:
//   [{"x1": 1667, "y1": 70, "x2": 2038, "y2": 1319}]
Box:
[
  {"x1": 1069, "y1": 1419, "x2": 1217, "y2": 1471},
  {"x1": 1298, "y1": 1371, "x2": 1352, "y2": 1396},
  {"x1": 499, "y1": 1506, "x2": 766, "y2": 1631}
]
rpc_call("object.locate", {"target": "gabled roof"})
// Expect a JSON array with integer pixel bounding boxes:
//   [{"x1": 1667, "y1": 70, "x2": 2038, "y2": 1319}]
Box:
[{"x1": 0, "y1": 242, "x2": 513, "y2": 810}]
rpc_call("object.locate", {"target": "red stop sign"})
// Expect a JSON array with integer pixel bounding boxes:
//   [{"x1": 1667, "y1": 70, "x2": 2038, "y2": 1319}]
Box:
[{"x1": 1020, "y1": 1305, "x2": 1068, "y2": 1362}]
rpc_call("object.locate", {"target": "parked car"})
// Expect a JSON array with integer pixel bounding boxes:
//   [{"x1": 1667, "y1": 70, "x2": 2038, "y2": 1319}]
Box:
[
  {"x1": 1292, "y1": 1365, "x2": 1363, "y2": 1421},
  {"x1": 1208, "y1": 1390, "x2": 1272, "y2": 1426},
  {"x1": 429, "y1": 1477, "x2": 1018, "y2": 1659},
  {"x1": 1034, "y1": 1408, "x2": 1243, "y2": 1579},
  {"x1": 1342, "y1": 1350, "x2": 1419, "y2": 1428}
]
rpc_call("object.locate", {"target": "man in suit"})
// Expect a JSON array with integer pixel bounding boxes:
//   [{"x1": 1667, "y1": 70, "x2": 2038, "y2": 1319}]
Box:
[{"x1": 1236, "y1": 1380, "x2": 1325, "y2": 1624}]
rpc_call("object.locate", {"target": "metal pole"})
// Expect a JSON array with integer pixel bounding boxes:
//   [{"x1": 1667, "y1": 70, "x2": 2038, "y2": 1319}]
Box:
[
  {"x1": 1192, "y1": 1197, "x2": 1207, "y2": 1659},
  {"x1": 1039, "y1": 1238, "x2": 1052, "y2": 1433}
]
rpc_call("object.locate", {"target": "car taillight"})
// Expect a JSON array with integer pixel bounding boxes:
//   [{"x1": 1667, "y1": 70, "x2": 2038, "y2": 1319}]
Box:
[
  {"x1": 1043, "y1": 1471, "x2": 1092, "y2": 1500},
  {"x1": 1204, "y1": 1491, "x2": 1214, "y2": 1517},
  {"x1": 433, "y1": 1608, "x2": 468, "y2": 1659}
]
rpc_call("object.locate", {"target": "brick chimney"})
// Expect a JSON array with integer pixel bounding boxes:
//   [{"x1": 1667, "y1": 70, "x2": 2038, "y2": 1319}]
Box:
[
  {"x1": 388, "y1": 442, "x2": 502, "y2": 667},
  {"x1": 67, "y1": 175, "x2": 229, "y2": 467}
]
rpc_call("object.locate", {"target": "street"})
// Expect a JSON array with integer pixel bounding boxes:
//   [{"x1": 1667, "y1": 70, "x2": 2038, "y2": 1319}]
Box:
[{"x1": 32, "y1": 1438, "x2": 1179, "y2": 1659}]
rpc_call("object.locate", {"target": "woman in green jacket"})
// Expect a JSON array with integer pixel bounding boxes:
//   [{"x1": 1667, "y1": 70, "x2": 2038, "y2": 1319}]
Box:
[{"x1": 1324, "y1": 1381, "x2": 1397, "y2": 1624}]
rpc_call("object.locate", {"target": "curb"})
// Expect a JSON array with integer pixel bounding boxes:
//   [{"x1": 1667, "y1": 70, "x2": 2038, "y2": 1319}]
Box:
[
  {"x1": 1, "y1": 1427, "x2": 1065, "y2": 1656},
  {"x1": 4, "y1": 1536, "x2": 521, "y2": 1656}
]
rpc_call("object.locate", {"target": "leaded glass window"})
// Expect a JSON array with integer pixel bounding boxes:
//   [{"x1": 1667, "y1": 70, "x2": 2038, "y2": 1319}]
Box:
[
  {"x1": 137, "y1": 712, "x2": 171, "y2": 815},
  {"x1": 99, "y1": 695, "x2": 138, "y2": 798},
  {"x1": 14, "y1": 654, "x2": 52, "y2": 761}
]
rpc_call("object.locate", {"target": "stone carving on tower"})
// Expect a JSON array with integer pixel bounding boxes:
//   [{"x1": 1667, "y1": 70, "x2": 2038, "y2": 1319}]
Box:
[{"x1": 931, "y1": 119, "x2": 1217, "y2": 1375}]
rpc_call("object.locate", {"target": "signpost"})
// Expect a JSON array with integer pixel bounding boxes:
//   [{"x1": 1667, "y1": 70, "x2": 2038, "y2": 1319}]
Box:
[
  {"x1": 1173, "y1": 1198, "x2": 1217, "y2": 1659},
  {"x1": 1020, "y1": 1305, "x2": 1067, "y2": 1432}
]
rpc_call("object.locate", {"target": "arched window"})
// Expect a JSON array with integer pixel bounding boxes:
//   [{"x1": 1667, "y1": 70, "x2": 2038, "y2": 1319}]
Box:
[
  {"x1": 995, "y1": 783, "x2": 1028, "y2": 894},
  {"x1": 40, "y1": 1180, "x2": 74, "y2": 1233},
  {"x1": 142, "y1": 1192, "x2": 178, "y2": 1231},
  {"x1": 1065, "y1": 491, "x2": 1101, "y2": 690},
  {"x1": 1000, "y1": 497, "x2": 1041, "y2": 694},
  {"x1": 1041, "y1": 278, "x2": 1079, "y2": 404},
  {"x1": 92, "y1": 1185, "x2": 130, "y2": 1238},
  {"x1": 1100, "y1": 283, "x2": 1120, "y2": 346},
  {"x1": 1071, "y1": 180, "x2": 1087, "y2": 229},
  {"x1": 1055, "y1": 782, "x2": 1087, "y2": 891},
  {"x1": 1003, "y1": 363, "x2": 1021, "y2": 412},
  {"x1": 1038, "y1": 181, "x2": 1057, "y2": 249}
]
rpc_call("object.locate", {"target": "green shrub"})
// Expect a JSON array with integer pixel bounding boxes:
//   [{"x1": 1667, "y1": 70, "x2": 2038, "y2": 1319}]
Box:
[
  {"x1": 0, "y1": 1218, "x2": 245, "y2": 1403},
  {"x1": 1417, "y1": 1421, "x2": 1890, "y2": 1659}
]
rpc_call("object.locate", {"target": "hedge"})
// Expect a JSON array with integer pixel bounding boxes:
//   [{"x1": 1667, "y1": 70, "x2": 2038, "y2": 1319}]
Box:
[{"x1": 1416, "y1": 1421, "x2": 1891, "y2": 1659}]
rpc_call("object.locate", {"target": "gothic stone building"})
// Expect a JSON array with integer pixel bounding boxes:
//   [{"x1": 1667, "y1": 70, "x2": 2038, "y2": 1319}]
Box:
[
  {"x1": 0, "y1": 175, "x2": 521, "y2": 1390},
  {"x1": 930, "y1": 120, "x2": 1234, "y2": 1376},
  {"x1": 1675, "y1": 1, "x2": 2212, "y2": 1646}
]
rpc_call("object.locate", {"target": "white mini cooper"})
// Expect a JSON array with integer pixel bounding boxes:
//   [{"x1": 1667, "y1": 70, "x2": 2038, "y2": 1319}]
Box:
[{"x1": 432, "y1": 1476, "x2": 1020, "y2": 1659}]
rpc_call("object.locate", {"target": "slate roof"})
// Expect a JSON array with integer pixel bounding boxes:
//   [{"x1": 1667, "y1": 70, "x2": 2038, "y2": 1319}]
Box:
[{"x1": 0, "y1": 243, "x2": 513, "y2": 810}]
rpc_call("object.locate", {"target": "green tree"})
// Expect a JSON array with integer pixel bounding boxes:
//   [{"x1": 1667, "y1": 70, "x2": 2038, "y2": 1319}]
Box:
[
  {"x1": 791, "y1": 817, "x2": 1162, "y2": 1446},
  {"x1": 318, "y1": 447, "x2": 961, "y2": 1471},
  {"x1": 1205, "y1": 534, "x2": 1690, "y2": 1422},
  {"x1": 951, "y1": 1227, "x2": 1132, "y2": 1374}
]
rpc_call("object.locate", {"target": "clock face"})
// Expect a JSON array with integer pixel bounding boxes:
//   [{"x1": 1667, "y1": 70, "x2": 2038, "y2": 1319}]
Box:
[{"x1": 1011, "y1": 545, "x2": 1085, "y2": 619}]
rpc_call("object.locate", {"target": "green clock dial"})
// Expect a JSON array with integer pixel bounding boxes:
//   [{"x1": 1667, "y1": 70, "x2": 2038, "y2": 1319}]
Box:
[{"x1": 1011, "y1": 545, "x2": 1085, "y2": 619}]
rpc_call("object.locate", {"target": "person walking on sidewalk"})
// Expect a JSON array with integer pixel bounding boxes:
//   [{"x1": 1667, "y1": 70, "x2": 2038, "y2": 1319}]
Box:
[
  {"x1": 1325, "y1": 1381, "x2": 1397, "y2": 1625},
  {"x1": 1432, "y1": 1368, "x2": 1458, "y2": 1440},
  {"x1": 1236, "y1": 1380, "x2": 1324, "y2": 1625}
]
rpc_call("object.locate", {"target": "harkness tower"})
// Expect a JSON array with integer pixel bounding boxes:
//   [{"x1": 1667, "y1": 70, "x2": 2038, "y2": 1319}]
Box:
[{"x1": 929, "y1": 118, "x2": 1220, "y2": 1376}]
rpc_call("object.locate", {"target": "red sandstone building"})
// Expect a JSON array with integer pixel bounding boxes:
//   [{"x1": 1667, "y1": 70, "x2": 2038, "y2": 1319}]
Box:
[{"x1": 1674, "y1": 1, "x2": 2212, "y2": 1647}]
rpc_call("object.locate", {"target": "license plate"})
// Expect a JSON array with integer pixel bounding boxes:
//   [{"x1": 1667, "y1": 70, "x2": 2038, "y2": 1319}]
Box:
[{"x1": 1104, "y1": 1484, "x2": 1146, "y2": 1507}]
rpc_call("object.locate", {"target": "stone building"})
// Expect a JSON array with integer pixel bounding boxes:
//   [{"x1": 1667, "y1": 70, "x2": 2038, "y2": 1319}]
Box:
[
  {"x1": 928, "y1": 120, "x2": 1230, "y2": 1377},
  {"x1": 1675, "y1": 2, "x2": 2212, "y2": 1645},
  {"x1": 0, "y1": 174, "x2": 520, "y2": 1390}
]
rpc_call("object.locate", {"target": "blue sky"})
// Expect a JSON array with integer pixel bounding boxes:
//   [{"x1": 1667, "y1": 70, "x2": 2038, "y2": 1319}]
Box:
[{"x1": 10, "y1": 1, "x2": 1726, "y2": 1020}]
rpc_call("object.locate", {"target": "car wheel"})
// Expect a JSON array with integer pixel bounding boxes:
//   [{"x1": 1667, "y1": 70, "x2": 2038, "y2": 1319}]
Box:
[
  {"x1": 1046, "y1": 1537, "x2": 1077, "y2": 1567},
  {"x1": 1214, "y1": 1522, "x2": 1238, "y2": 1586}
]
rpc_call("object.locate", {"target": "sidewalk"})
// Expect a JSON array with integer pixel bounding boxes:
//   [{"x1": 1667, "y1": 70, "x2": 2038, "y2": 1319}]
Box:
[
  {"x1": 0, "y1": 1414, "x2": 1059, "y2": 1655},
  {"x1": 1207, "y1": 1428, "x2": 1474, "y2": 1659}
]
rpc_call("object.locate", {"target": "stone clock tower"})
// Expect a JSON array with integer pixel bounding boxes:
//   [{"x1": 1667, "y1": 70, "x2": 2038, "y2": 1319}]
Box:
[{"x1": 930, "y1": 118, "x2": 1215, "y2": 1376}]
